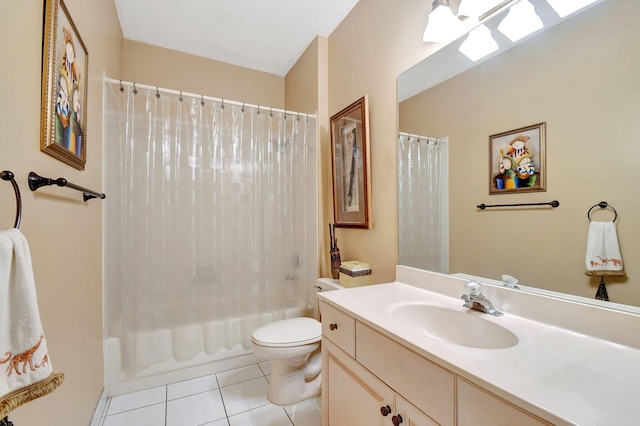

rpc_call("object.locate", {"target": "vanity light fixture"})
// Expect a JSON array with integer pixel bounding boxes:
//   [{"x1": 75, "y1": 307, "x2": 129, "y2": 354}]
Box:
[
  {"x1": 545, "y1": 0, "x2": 599, "y2": 17},
  {"x1": 458, "y1": 24, "x2": 499, "y2": 62},
  {"x1": 423, "y1": 0, "x2": 464, "y2": 43},
  {"x1": 458, "y1": 0, "x2": 508, "y2": 18},
  {"x1": 497, "y1": 0, "x2": 544, "y2": 42}
]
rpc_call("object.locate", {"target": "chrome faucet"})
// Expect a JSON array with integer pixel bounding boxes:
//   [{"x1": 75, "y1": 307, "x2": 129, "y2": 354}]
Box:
[{"x1": 461, "y1": 281, "x2": 503, "y2": 317}]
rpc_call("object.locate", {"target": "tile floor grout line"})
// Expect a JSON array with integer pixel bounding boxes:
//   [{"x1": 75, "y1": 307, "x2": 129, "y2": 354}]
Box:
[
  {"x1": 216, "y1": 379, "x2": 231, "y2": 424},
  {"x1": 100, "y1": 362, "x2": 319, "y2": 426},
  {"x1": 283, "y1": 406, "x2": 294, "y2": 425},
  {"x1": 104, "y1": 401, "x2": 166, "y2": 417}
]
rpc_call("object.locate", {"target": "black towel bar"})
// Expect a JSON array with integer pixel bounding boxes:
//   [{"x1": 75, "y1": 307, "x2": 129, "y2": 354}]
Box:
[
  {"x1": 28, "y1": 172, "x2": 106, "y2": 202},
  {"x1": 477, "y1": 200, "x2": 559, "y2": 210}
]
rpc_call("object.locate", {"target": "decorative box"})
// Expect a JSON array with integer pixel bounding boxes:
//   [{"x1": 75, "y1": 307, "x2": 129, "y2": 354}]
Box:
[{"x1": 339, "y1": 261, "x2": 372, "y2": 288}]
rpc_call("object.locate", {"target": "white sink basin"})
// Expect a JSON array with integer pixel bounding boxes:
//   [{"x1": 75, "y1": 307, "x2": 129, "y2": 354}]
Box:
[{"x1": 389, "y1": 303, "x2": 519, "y2": 349}]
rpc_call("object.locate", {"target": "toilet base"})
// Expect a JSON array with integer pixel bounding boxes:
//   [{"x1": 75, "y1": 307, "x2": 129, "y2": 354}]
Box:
[
  {"x1": 262, "y1": 347, "x2": 322, "y2": 406},
  {"x1": 268, "y1": 370, "x2": 321, "y2": 406}
]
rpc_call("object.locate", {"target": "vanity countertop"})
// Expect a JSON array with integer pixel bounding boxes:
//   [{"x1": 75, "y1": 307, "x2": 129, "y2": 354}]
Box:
[{"x1": 318, "y1": 269, "x2": 640, "y2": 426}]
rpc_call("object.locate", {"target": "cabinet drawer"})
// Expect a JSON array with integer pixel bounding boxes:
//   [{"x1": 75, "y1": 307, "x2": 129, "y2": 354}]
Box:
[
  {"x1": 356, "y1": 321, "x2": 455, "y2": 426},
  {"x1": 457, "y1": 377, "x2": 553, "y2": 426},
  {"x1": 320, "y1": 300, "x2": 355, "y2": 357}
]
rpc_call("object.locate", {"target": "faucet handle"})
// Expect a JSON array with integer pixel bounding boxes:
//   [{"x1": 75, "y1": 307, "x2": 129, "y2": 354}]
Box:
[{"x1": 465, "y1": 280, "x2": 481, "y2": 296}]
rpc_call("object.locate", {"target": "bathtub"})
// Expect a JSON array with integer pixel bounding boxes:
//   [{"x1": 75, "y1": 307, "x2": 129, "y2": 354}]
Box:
[{"x1": 105, "y1": 305, "x2": 306, "y2": 396}]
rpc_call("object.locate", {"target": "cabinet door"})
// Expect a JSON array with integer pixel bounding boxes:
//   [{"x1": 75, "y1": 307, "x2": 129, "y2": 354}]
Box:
[
  {"x1": 323, "y1": 339, "x2": 395, "y2": 426},
  {"x1": 356, "y1": 321, "x2": 455, "y2": 426},
  {"x1": 457, "y1": 377, "x2": 553, "y2": 426},
  {"x1": 395, "y1": 395, "x2": 439, "y2": 426}
]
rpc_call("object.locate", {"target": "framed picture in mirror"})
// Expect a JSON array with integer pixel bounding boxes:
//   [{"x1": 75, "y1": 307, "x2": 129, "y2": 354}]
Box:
[
  {"x1": 489, "y1": 122, "x2": 546, "y2": 194},
  {"x1": 41, "y1": 0, "x2": 89, "y2": 170},
  {"x1": 330, "y1": 96, "x2": 372, "y2": 229}
]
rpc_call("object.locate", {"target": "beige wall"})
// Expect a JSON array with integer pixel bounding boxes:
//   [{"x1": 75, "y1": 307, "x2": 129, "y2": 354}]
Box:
[
  {"x1": 124, "y1": 40, "x2": 285, "y2": 108},
  {"x1": 284, "y1": 36, "x2": 332, "y2": 278},
  {"x1": 0, "y1": 0, "x2": 123, "y2": 424},
  {"x1": 325, "y1": 0, "x2": 408, "y2": 284},
  {"x1": 400, "y1": 0, "x2": 640, "y2": 305}
]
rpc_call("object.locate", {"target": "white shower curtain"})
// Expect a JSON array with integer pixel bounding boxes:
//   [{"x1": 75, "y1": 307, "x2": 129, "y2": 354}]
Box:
[
  {"x1": 104, "y1": 80, "x2": 317, "y2": 375},
  {"x1": 398, "y1": 133, "x2": 448, "y2": 273}
]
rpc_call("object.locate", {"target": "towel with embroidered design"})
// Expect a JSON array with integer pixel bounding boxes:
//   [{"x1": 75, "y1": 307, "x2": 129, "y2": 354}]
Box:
[
  {"x1": 585, "y1": 221, "x2": 625, "y2": 276},
  {"x1": 0, "y1": 228, "x2": 64, "y2": 418}
]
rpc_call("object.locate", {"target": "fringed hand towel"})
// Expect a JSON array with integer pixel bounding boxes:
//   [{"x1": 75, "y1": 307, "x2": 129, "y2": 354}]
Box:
[
  {"x1": 585, "y1": 221, "x2": 625, "y2": 276},
  {"x1": 0, "y1": 229, "x2": 64, "y2": 418}
]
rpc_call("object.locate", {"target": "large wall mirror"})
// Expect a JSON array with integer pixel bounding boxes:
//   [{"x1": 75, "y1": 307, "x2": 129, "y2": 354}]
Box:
[{"x1": 398, "y1": 0, "x2": 640, "y2": 311}]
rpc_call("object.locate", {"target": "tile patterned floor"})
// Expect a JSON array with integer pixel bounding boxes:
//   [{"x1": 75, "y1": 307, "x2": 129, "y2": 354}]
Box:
[{"x1": 99, "y1": 361, "x2": 322, "y2": 426}]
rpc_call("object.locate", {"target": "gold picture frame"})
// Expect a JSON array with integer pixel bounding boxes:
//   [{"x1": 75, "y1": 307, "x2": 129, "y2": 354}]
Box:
[
  {"x1": 330, "y1": 96, "x2": 372, "y2": 229},
  {"x1": 489, "y1": 122, "x2": 546, "y2": 194},
  {"x1": 41, "y1": 0, "x2": 88, "y2": 170}
]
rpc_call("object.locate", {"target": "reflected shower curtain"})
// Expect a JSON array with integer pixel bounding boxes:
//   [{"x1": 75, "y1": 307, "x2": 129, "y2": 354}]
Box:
[
  {"x1": 104, "y1": 82, "x2": 317, "y2": 375},
  {"x1": 398, "y1": 133, "x2": 448, "y2": 272}
]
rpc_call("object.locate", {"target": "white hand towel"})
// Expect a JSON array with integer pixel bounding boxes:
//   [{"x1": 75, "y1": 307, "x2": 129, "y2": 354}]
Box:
[
  {"x1": 585, "y1": 221, "x2": 625, "y2": 276},
  {"x1": 0, "y1": 229, "x2": 64, "y2": 418}
]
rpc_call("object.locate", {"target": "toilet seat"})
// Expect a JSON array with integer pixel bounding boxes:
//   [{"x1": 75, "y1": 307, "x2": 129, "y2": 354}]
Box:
[{"x1": 252, "y1": 317, "x2": 321, "y2": 347}]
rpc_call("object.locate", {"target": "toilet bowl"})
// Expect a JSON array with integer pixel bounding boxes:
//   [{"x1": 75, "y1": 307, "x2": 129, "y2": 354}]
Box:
[
  {"x1": 251, "y1": 278, "x2": 343, "y2": 406},
  {"x1": 252, "y1": 317, "x2": 322, "y2": 406}
]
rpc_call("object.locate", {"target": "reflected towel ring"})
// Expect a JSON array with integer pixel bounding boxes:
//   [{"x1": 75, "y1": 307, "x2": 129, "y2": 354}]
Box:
[
  {"x1": 1, "y1": 170, "x2": 22, "y2": 228},
  {"x1": 587, "y1": 201, "x2": 617, "y2": 222}
]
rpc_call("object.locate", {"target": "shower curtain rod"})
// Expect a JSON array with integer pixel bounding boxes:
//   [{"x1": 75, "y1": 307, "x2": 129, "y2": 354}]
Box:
[
  {"x1": 105, "y1": 76, "x2": 317, "y2": 119},
  {"x1": 398, "y1": 132, "x2": 445, "y2": 143}
]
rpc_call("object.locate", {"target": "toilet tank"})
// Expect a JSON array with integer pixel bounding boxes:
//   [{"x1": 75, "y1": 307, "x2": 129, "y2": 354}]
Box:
[{"x1": 313, "y1": 278, "x2": 345, "y2": 320}]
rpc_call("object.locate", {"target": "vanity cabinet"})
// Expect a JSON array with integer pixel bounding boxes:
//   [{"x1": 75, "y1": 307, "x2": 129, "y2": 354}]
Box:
[
  {"x1": 457, "y1": 377, "x2": 551, "y2": 426},
  {"x1": 356, "y1": 321, "x2": 453, "y2": 426},
  {"x1": 324, "y1": 338, "x2": 394, "y2": 425},
  {"x1": 320, "y1": 299, "x2": 551, "y2": 426},
  {"x1": 323, "y1": 338, "x2": 437, "y2": 426},
  {"x1": 321, "y1": 300, "x2": 443, "y2": 426}
]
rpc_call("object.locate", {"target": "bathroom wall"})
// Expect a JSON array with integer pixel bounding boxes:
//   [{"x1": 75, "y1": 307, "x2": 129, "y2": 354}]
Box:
[
  {"x1": 325, "y1": 0, "x2": 425, "y2": 283},
  {"x1": 123, "y1": 40, "x2": 285, "y2": 108},
  {"x1": 0, "y1": 0, "x2": 123, "y2": 424},
  {"x1": 284, "y1": 36, "x2": 332, "y2": 279},
  {"x1": 399, "y1": 0, "x2": 640, "y2": 305}
]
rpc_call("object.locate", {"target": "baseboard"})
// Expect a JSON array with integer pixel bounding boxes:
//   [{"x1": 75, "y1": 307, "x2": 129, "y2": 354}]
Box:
[{"x1": 90, "y1": 388, "x2": 108, "y2": 426}]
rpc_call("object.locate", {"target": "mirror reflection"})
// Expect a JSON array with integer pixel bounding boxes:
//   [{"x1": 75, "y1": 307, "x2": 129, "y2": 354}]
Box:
[{"x1": 398, "y1": 0, "x2": 640, "y2": 309}]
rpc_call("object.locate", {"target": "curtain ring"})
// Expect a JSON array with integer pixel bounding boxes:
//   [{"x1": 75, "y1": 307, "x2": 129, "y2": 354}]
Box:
[
  {"x1": 306, "y1": 113, "x2": 309, "y2": 122},
  {"x1": 155, "y1": 86, "x2": 160, "y2": 99},
  {"x1": 241, "y1": 102, "x2": 245, "y2": 113},
  {"x1": 221, "y1": 98, "x2": 225, "y2": 109},
  {"x1": 200, "y1": 95, "x2": 205, "y2": 107},
  {"x1": 132, "y1": 82, "x2": 138, "y2": 95},
  {"x1": 179, "y1": 91, "x2": 183, "y2": 102},
  {"x1": 284, "y1": 110, "x2": 287, "y2": 120},
  {"x1": 119, "y1": 80, "x2": 124, "y2": 93},
  {"x1": 257, "y1": 106, "x2": 260, "y2": 115},
  {"x1": 270, "y1": 107, "x2": 273, "y2": 117},
  {"x1": 297, "y1": 112, "x2": 300, "y2": 121}
]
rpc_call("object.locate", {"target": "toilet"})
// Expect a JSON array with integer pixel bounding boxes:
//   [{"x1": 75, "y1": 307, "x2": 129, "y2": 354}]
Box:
[{"x1": 251, "y1": 278, "x2": 343, "y2": 406}]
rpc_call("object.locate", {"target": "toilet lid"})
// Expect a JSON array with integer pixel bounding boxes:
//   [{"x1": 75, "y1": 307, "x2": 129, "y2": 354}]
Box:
[{"x1": 252, "y1": 317, "x2": 322, "y2": 347}]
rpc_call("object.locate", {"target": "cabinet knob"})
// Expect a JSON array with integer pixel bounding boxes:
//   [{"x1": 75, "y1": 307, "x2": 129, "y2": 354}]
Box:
[
  {"x1": 329, "y1": 323, "x2": 338, "y2": 331},
  {"x1": 380, "y1": 405, "x2": 392, "y2": 416},
  {"x1": 392, "y1": 414, "x2": 404, "y2": 425}
]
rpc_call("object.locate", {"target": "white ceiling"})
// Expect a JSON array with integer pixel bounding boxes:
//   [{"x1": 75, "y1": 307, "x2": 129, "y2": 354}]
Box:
[{"x1": 114, "y1": 0, "x2": 360, "y2": 77}]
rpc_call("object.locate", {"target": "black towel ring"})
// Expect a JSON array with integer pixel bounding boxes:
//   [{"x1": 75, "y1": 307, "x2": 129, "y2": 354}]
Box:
[
  {"x1": 1, "y1": 170, "x2": 22, "y2": 228},
  {"x1": 587, "y1": 201, "x2": 617, "y2": 222}
]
